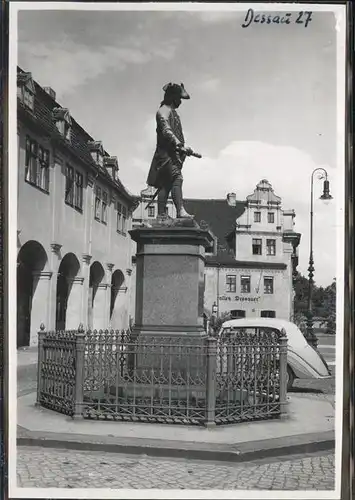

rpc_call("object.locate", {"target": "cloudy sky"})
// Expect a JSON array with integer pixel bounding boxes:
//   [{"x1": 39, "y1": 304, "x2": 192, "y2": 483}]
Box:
[{"x1": 16, "y1": 5, "x2": 344, "y2": 287}]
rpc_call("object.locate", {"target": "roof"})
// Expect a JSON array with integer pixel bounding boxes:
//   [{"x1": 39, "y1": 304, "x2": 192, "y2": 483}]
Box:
[
  {"x1": 17, "y1": 67, "x2": 137, "y2": 206},
  {"x1": 184, "y1": 198, "x2": 246, "y2": 264}
]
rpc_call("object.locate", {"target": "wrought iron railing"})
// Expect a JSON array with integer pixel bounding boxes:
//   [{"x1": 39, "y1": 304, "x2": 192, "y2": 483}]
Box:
[
  {"x1": 36, "y1": 326, "x2": 79, "y2": 416},
  {"x1": 36, "y1": 325, "x2": 288, "y2": 425}
]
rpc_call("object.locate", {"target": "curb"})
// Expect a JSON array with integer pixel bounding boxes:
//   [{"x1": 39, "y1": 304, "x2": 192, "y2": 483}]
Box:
[{"x1": 17, "y1": 429, "x2": 335, "y2": 463}]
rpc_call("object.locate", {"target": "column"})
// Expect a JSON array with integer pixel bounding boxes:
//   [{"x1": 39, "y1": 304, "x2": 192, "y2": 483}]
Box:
[
  {"x1": 106, "y1": 263, "x2": 114, "y2": 329},
  {"x1": 30, "y1": 271, "x2": 53, "y2": 345},
  {"x1": 82, "y1": 254, "x2": 92, "y2": 329},
  {"x1": 66, "y1": 277, "x2": 85, "y2": 329},
  {"x1": 93, "y1": 283, "x2": 109, "y2": 331},
  {"x1": 48, "y1": 243, "x2": 62, "y2": 331}
]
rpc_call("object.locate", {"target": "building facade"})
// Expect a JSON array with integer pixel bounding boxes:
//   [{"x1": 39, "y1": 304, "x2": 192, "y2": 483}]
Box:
[
  {"x1": 198, "y1": 180, "x2": 301, "y2": 320},
  {"x1": 131, "y1": 180, "x2": 301, "y2": 323},
  {"x1": 17, "y1": 69, "x2": 138, "y2": 347}
]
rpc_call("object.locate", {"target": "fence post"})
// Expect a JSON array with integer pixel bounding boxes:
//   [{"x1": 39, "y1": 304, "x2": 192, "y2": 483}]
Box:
[
  {"x1": 35, "y1": 323, "x2": 46, "y2": 407},
  {"x1": 205, "y1": 336, "x2": 217, "y2": 428},
  {"x1": 279, "y1": 328, "x2": 288, "y2": 418},
  {"x1": 73, "y1": 324, "x2": 86, "y2": 419}
]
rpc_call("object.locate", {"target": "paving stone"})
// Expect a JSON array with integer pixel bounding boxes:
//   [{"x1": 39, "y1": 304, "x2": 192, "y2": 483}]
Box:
[{"x1": 16, "y1": 446, "x2": 335, "y2": 490}]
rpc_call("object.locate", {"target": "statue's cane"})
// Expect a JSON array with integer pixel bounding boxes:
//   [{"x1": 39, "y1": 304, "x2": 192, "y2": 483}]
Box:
[{"x1": 145, "y1": 150, "x2": 202, "y2": 209}]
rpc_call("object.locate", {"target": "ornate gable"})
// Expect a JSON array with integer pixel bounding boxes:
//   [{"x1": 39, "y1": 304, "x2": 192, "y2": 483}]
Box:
[{"x1": 246, "y1": 179, "x2": 281, "y2": 206}]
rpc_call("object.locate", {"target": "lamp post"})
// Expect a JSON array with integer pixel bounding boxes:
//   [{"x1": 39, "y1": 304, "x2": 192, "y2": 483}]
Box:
[{"x1": 305, "y1": 168, "x2": 333, "y2": 348}]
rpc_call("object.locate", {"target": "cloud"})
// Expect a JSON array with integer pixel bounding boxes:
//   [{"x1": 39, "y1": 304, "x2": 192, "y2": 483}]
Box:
[
  {"x1": 196, "y1": 78, "x2": 221, "y2": 92},
  {"x1": 18, "y1": 36, "x2": 179, "y2": 98},
  {"x1": 181, "y1": 141, "x2": 338, "y2": 286}
]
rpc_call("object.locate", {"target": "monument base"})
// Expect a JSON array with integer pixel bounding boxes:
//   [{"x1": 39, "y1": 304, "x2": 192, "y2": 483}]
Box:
[{"x1": 119, "y1": 328, "x2": 208, "y2": 401}]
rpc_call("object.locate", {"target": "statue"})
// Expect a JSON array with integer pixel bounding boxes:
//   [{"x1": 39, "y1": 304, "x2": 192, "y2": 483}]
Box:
[{"x1": 146, "y1": 82, "x2": 201, "y2": 220}]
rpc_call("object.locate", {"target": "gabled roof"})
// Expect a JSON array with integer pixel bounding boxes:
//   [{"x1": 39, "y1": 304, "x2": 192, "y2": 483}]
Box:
[
  {"x1": 17, "y1": 67, "x2": 137, "y2": 206},
  {"x1": 184, "y1": 198, "x2": 246, "y2": 264}
]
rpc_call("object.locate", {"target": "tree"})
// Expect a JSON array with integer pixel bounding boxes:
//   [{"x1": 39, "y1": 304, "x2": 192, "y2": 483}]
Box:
[
  {"x1": 321, "y1": 278, "x2": 336, "y2": 334},
  {"x1": 293, "y1": 272, "x2": 309, "y2": 316},
  {"x1": 293, "y1": 272, "x2": 336, "y2": 333}
]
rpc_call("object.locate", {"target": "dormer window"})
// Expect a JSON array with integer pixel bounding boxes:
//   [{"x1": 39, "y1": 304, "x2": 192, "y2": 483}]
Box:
[
  {"x1": 88, "y1": 141, "x2": 104, "y2": 167},
  {"x1": 17, "y1": 72, "x2": 35, "y2": 111},
  {"x1": 104, "y1": 156, "x2": 119, "y2": 181},
  {"x1": 53, "y1": 108, "x2": 72, "y2": 141}
]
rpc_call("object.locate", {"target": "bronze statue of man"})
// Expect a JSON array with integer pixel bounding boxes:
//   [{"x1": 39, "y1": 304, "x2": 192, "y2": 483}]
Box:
[{"x1": 147, "y1": 82, "x2": 197, "y2": 219}]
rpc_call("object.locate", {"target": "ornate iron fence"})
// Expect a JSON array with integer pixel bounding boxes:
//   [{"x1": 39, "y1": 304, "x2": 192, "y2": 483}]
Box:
[
  {"x1": 82, "y1": 330, "x2": 208, "y2": 424},
  {"x1": 36, "y1": 325, "x2": 80, "y2": 416},
  {"x1": 36, "y1": 325, "x2": 287, "y2": 426},
  {"x1": 214, "y1": 326, "x2": 286, "y2": 424}
]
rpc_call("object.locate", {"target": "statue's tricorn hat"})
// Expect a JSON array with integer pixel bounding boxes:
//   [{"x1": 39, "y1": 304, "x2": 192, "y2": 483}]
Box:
[{"x1": 163, "y1": 82, "x2": 190, "y2": 99}]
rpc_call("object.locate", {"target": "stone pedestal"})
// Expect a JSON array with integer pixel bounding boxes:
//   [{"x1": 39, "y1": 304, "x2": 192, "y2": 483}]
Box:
[
  {"x1": 130, "y1": 219, "x2": 214, "y2": 337},
  {"x1": 126, "y1": 219, "x2": 215, "y2": 399}
]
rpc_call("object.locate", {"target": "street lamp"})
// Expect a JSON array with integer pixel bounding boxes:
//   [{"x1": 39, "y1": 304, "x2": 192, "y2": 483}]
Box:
[{"x1": 305, "y1": 168, "x2": 333, "y2": 348}]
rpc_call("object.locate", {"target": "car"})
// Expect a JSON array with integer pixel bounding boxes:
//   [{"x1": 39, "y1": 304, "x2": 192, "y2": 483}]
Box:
[{"x1": 217, "y1": 317, "x2": 332, "y2": 390}]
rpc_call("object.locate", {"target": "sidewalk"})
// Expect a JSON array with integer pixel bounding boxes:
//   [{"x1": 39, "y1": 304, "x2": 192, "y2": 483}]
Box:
[
  {"x1": 17, "y1": 346, "x2": 38, "y2": 397},
  {"x1": 17, "y1": 390, "x2": 335, "y2": 463}
]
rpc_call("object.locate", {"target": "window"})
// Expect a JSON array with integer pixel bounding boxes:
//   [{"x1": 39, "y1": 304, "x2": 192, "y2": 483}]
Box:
[
  {"x1": 240, "y1": 276, "x2": 251, "y2": 293},
  {"x1": 23, "y1": 87, "x2": 35, "y2": 110},
  {"x1": 252, "y1": 238, "x2": 262, "y2": 255},
  {"x1": 261, "y1": 310, "x2": 276, "y2": 318},
  {"x1": 266, "y1": 239, "x2": 276, "y2": 256},
  {"x1": 53, "y1": 108, "x2": 72, "y2": 142},
  {"x1": 65, "y1": 166, "x2": 83, "y2": 211},
  {"x1": 88, "y1": 141, "x2": 104, "y2": 167},
  {"x1": 264, "y1": 277, "x2": 274, "y2": 294},
  {"x1": 102, "y1": 191, "x2": 108, "y2": 224},
  {"x1": 268, "y1": 212, "x2": 275, "y2": 223},
  {"x1": 231, "y1": 310, "x2": 246, "y2": 319},
  {"x1": 95, "y1": 186, "x2": 101, "y2": 220},
  {"x1": 25, "y1": 136, "x2": 50, "y2": 192},
  {"x1": 117, "y1": 202, "x2": 122, "y2": 231},
  {"x1": 254, "y1": 211, "x2": 261, "y2": 223},
  {"x1": 122, "y1": 206, "x2": 127, "y2": 234},
  {"x1": 117, "y1": 202, "x2": 127, "y2": 234},
  {"x1": 226, "y1": 275, "x2": 236, "y2": 293},
  {"x1": 65, "y1": 165, "x2": 74, "y2": 205},
  {"x1": 74, "y1": 172, "x2": 83, "y2": 210},
  {"x1": 18, "y1": 73, "x2": 35, "y2": 111},
  {"x1": 94, "y1": 187, "x2": 108, "y2": 223},
  {"x1": 147, "y1": 206, "x2": 155, "y2": 218}
]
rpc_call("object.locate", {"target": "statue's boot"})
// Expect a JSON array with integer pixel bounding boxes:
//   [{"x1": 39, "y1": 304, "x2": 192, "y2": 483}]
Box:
[
  {"x1": 157, "y1": 212, "x2": 172, "y2": 221},
  {"x1": 177, "y1": 207, "x2": 194, "y2": 219}
]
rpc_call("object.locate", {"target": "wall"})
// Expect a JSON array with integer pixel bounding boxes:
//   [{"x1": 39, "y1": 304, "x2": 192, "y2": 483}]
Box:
[
  {"x1": 17, "y1": 123, "x2": 133, "y2": 345},
  {"x1": 204, "y1": 265, "x2": 292, "y2": 320}
]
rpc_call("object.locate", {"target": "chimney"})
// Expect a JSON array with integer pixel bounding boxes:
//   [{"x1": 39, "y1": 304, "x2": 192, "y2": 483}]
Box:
[
  {"x1": 43, "y1": 87, "x2": 56, "y2": 100},
  {"x1": 226, "y1": 192, "x2": 236, "y2": 206}
]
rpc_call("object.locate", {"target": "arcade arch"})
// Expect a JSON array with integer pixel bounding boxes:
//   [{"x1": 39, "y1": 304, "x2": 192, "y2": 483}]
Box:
[{"x1": 17, "y1": 241, "x2": 48, "y2": 347}]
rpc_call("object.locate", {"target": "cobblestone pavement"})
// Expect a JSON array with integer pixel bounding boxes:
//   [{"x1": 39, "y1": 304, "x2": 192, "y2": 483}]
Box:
[{"x1": 17, "y1": 447, "x2": 335, "y2": 490}]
